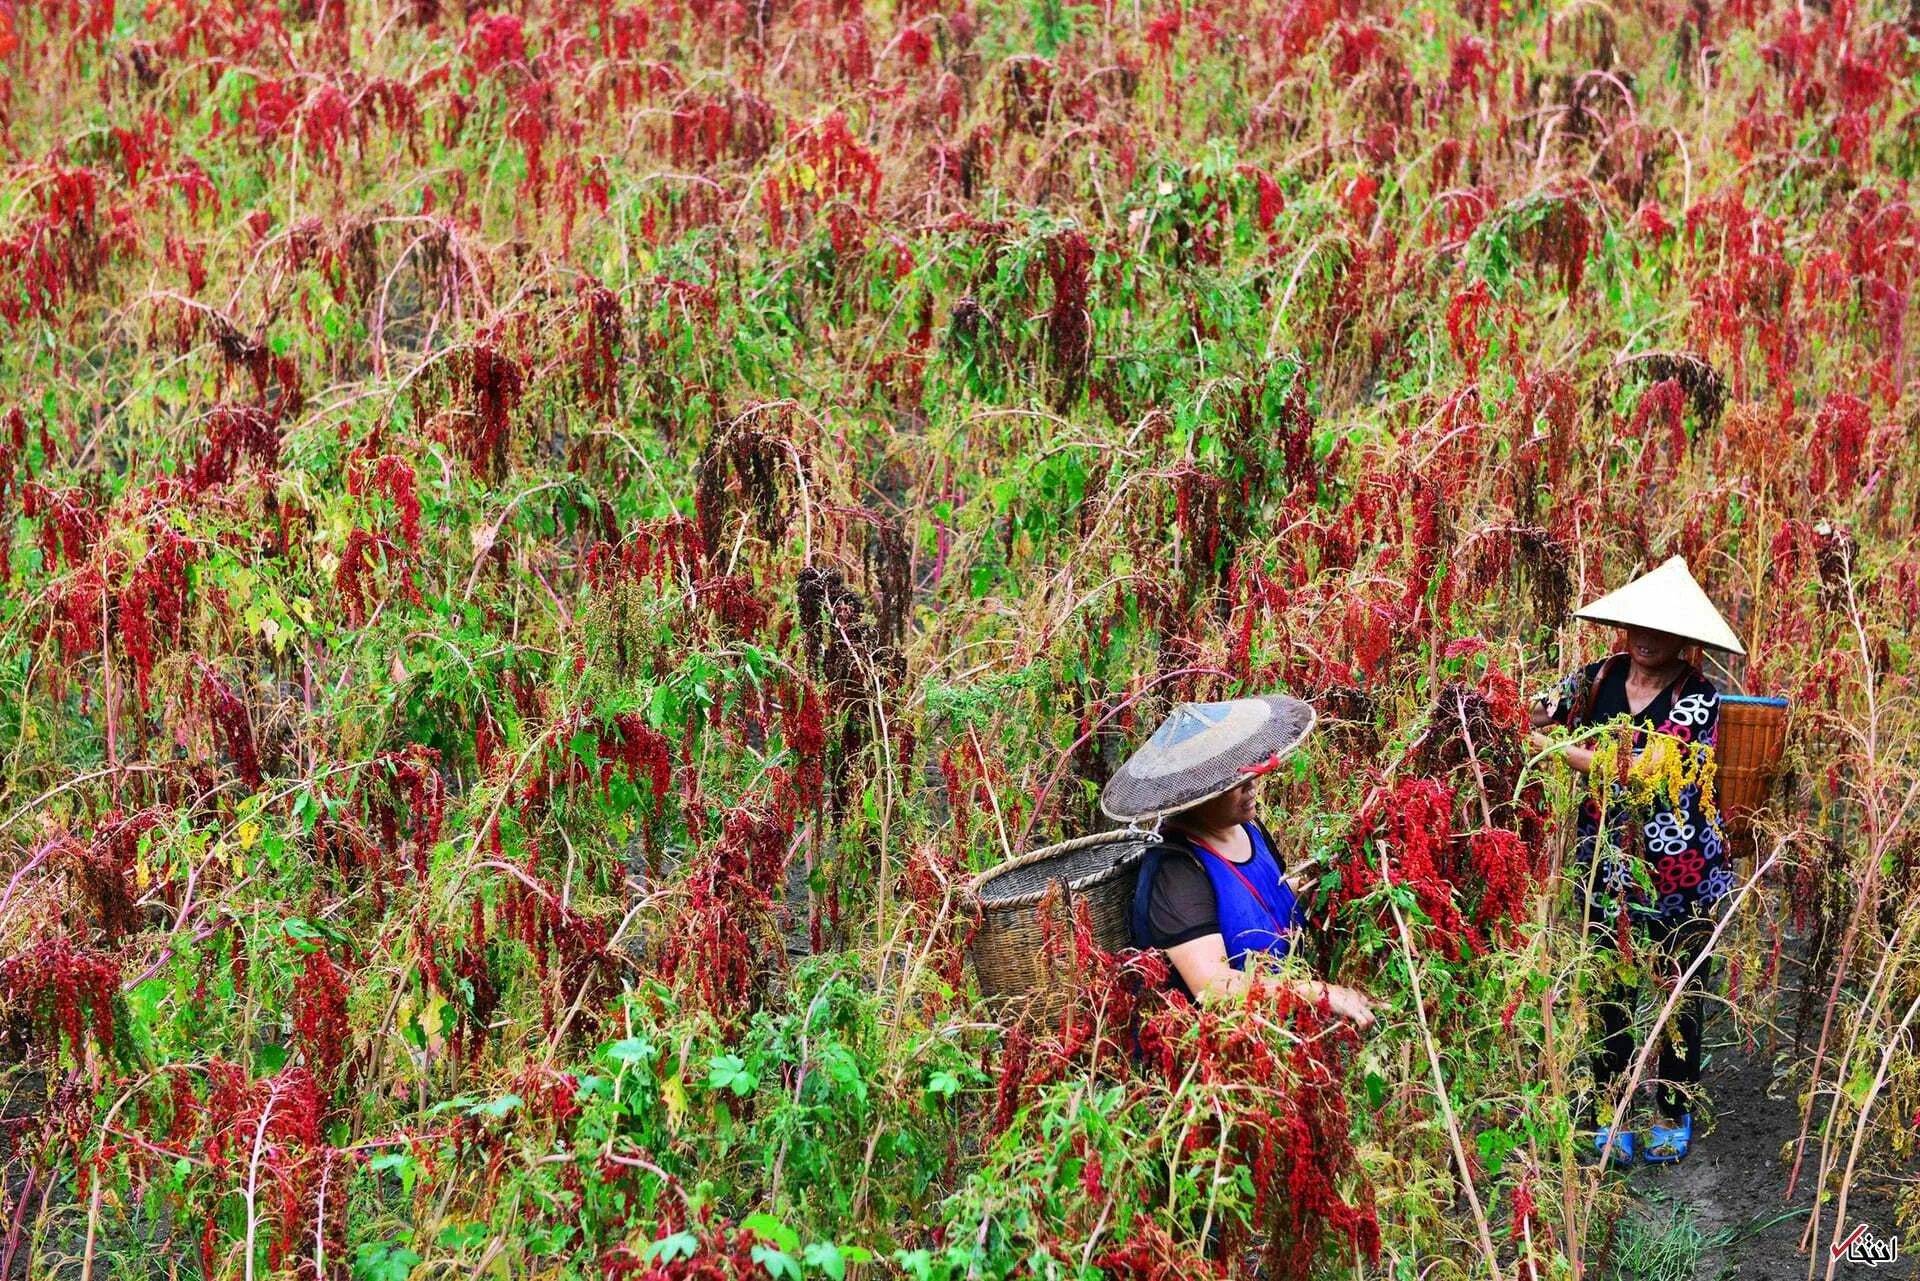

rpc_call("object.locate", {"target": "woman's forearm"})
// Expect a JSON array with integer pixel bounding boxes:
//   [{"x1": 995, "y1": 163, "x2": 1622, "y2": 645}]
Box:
[{"x1": 1529, "y1": 729, "x2": 1595, "y2": 774}]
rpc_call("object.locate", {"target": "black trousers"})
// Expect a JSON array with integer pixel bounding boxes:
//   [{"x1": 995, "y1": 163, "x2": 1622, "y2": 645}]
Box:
[{"x1": 1586, "y1": 912, "x2": 1714, "y2": 1121}]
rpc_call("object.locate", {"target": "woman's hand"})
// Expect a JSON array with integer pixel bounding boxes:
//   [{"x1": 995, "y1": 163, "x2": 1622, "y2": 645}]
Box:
[
  {"x1": 1318, "y1": 982, "x2": 1377, "y2": 1031},
  {"x1": 1529, "y1": 728, "x2": 1595, "y2": 775},
  {"x1": 1167, "y1": 938, "x2": 1378, "y2": 1031}
]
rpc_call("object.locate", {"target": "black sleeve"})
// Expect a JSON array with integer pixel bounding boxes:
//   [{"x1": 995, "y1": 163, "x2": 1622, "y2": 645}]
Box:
[
  {"x1": 1549, "y1": 658, "x2": 1610, "y2": 727},
  {"x1": 1144, "y1": 849, "x2": 1220, "y2": 949}
]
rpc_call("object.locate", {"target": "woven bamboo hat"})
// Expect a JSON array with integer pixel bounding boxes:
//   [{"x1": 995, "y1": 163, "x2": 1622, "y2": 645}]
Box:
[
  {"x1": 1574, "y1": 555, "x2": 1746, "y2": 655},
  {"x1": 1100, "y1": 695, "x2": 1316, "y2": 823}
]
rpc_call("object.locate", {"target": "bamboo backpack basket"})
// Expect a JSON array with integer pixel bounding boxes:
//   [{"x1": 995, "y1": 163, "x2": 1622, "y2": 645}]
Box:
[
  {"x1": 1715, "y1": 693, "x2": 1790, "y2": 857},
  {"x1": 967, "y1": 829, "x2": 1151, "y2": 1020}
]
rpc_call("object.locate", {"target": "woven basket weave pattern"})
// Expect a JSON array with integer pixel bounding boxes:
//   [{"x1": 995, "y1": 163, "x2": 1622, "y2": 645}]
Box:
[
  {"x1": 968, "y1": 830, "x2": 1149, "y2": 1017},
  {"x1": 1716, "y1": 696, "x2": 1789, "y2": 832}
]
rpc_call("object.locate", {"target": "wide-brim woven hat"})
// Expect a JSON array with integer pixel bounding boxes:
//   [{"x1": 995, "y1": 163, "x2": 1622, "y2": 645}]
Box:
[
  {"x1": 1100, "y1": 695, "x2": 1316, "y2": 823},
  {"x1": 1574, "y1": 555, "x2": 1746, "y2": 655}
]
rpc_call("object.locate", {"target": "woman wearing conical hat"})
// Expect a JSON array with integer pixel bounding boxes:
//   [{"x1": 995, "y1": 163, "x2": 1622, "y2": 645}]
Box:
[
  {"x1": 1102, "y1": 696, "x2": 1376, "y2": 1028},
  {"x1": 1528, "y1": 555, "x2": 1745, "y2": 1167}
]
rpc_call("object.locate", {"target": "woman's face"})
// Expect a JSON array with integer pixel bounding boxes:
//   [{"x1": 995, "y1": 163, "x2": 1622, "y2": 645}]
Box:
[
  {"x1": 1624, "y1": 626, "x2": 1687, "y2": 670},
  {"x1": 1179, "y1": 778, "x2": 1258, "y2": 830}
]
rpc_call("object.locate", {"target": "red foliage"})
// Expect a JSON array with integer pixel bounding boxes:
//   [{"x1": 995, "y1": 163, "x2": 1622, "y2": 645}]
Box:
[
  {"x1": 189, "y1": 403, "x2": 280, "y2": 491},
  {"x1": 197, "y1": 1063, "x2": 332, "y2": 1275},
  {"x1": 336, "y1": 527, "x2": 421, "y2": 624},
  {"x1": 1, "y1": 932, "x2": 120, "y2": 1062},
  {"x1": 466, "y1": 11, "x2": 527, "y2": 75},
  {"x1": 374, "y1": 745, "x2": 446, "y2": 878},
  {"x1": 1097, "y1": 1219, "x2": 1227, "y2": 1279},
  {"x1": 1334, "y1": 777, "x2": 1480, "y2": 956},
  {"x1": 1628, "y1": 378, "x2": 1689, "y2": 472},
  {"x1": 292, "y1": 946, "x2": 352, "y2": 1090},
  {"x1": 454, "y1": 895, "x2": 499, "y2": 1059},
  {"x1": 1810, "y1": 392, "x2": 1871, "y2": 494},
  {"x1": 1446, "y1": 281, "x2": 1493, "y2": 375},
  {"x1": 197, "y1": 662, "x2": 263, "y2": 787},
  {"x1": 578, "y1": 279, "x2": 622, "y2": 406},
  {"x1": 86, "y1": 808, "x2": 168, "y2": 938},
  {"x1": 455, "y1": 342, "x2": 524, "y2": 480},
  {"x1": 585, "y1": 516, "x2": 704, "y2": 590},
  {"x1": 347, "y1": 450, "x2": 422, "y2": 550},
  {"x1": 22, "y1": 482, "x2": 100, "y2": 570},
  {"x1": 119, "y1": 524, "x2": 195, "y2": 708},
  {"x1": 992, "y1": 908, "x2": 1377, "y2": 1281},
  {"x1": 697, "y1": 573, "x2": 770, "y2": 638},
  {"x1": 1466, "y1": 828, "x2": 1533, "y2": 944},
  {"x1": 654, "y1": 805, "x2": 790, "y2": 1024},
  {"x1": 1044, "y1": 228, "x2": 1095, "y2": 403},
  {"x1": 599, "y1": 711, "x2": 673, "y2": 804},
  {"x1": 598, "y1": 1211, "x2": 769, "y2": 1279},
  {"x1": 766, "y1": 112, "x2": 882, "y2": 242},
  {"x1": 784, "y1": 682, "x2": 828, "y2": 809}
]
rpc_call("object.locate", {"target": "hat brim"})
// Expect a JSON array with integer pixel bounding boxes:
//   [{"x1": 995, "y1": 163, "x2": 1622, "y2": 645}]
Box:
[
  {"x1": 1099, "y1": 695, "x2": 1316, "y2": 823},
  {"x1": 1571, "y1": 555, "x2": 1747, "y2": 655},
  {"x1": 1573, "y1": 607, "x2": 1747, "y2": 654}
]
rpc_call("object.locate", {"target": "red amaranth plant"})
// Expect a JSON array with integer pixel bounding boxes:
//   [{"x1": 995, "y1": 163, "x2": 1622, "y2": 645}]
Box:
[
  {"x1": 373, "y1": 744, "x2": 445, "y2": 878},
  {"x1": 188, "y1": 403, "x2": 280, "y2": 491},
  {"x1": 1160, "y1": 991, "x2": 1379, "y2": 1280},
  {"x1": 598, "y1": 712, "x2": 672, "y2": 805},
  {"x1": 784, "y1": 682, "x2": 828, "y2": 810},
  {"x1": 454, "y1": 341, "x2": 524, "y2": 481},
  {"x1": 83, "y1": 807, "x2": 168, "y2": 941},
  {"x1": 196, "y1": 661, "x2": 263, "y2": 787},
  {"x1": 197, "y1": 1062, "x2": 329, "y2": 1276},
  {"x1": 1628, "y1": 377, "x2": 1689, "y2": 474},
  {"x1": 491, "y1": 819, "x2": 621, "y2": 1038},
  {"x1": 346, "y1": 449, "x2": 422, "y2": 550},
  {"x1": 578, "y1": 279, "x2": 622, "y2": 406},
  {"x1": 292, "y1": 945, "x2": 352, "y2": 1090},
  {"x1": 453, "y1": 895, "x2": 499, "y2": 1060},
  {"x1": 654, "y1": 805, "x2": 790, "y2": 1025},
  {"x1": 1466, "y1": 828, "x2": 1533, "y2": 944},
  {"x1": 1334, "y1": 776, "x2": 1480, "y2": 956},
  {"x1": 22, "y1": 482, "x2": 100, "y2": 570},
  {"x1": 336, "y1": 526, "x2": 421, "y2": 624},
  {"x1": 1, "y1": 933, "x2": 120, "y2": 1062},
  {"x1": 1001, "y1": 906, "x2": 1380, "y2": 1281},
  {"x1": 1044, "y1": 227, "x2": 1095, "y2": 405},
  {"x1": 584, "y1": 516, "x2": 704, "y2": 590},
  {"x1": 466, "y1": 11, "x2": 527, "y2": 76},
  {"x1": 597, "y1": 1210, "x2": 771, "y2": 1279},
  {"x1": 118, "y1": 524, "x2": 195, "y2": 708},
  {"x1": 1810, "y1": 392, "x2": 1871, "y2": 494},
  {"x1": 1096, "y1": 1219, "x2": 1226, "y2": 1280},
  {"x1": 696, "y1": 572, "x2": 769, "y2": 639}
]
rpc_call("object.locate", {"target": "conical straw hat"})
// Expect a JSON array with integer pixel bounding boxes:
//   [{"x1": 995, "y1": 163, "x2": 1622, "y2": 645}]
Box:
[
  {"x1": 1101, "y1": 695, "x2": 1316, "y2": 823},
  {"x1": 1574, "y1": 555, "x2": 1746, "y2": 654}
]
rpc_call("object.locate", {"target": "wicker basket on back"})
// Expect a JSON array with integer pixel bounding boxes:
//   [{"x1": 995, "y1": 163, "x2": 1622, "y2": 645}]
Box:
[
  {"x1": 968, "y1": 830, "x2": 1150, "y2": 1022},
  {"x1": 1716, "y1": 694, "x2": 1790, "y2": 856}
]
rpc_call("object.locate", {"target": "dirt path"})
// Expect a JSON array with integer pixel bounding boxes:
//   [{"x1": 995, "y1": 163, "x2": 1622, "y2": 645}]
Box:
[{"x1": 1610, "y1": 995, "x2": 1912, "y2": 1279}]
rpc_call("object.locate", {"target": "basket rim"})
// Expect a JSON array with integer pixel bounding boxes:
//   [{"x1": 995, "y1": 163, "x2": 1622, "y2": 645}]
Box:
[
  {"x1": 1720, "y1": 694, "x2": 1790, "y2": 707},
  {"x1": 968, "y1": 829, "x2": 1152, "y2": 909}
]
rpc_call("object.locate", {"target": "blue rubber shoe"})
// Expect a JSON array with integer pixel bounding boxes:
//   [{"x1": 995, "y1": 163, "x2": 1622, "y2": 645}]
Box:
[
  {"x1": 1643, "y1": 1115, "x2": 1692, "y2": 1164},
  {"x1": 1590, "y1": 1126, "x2": 1635, "y2": 1167}
]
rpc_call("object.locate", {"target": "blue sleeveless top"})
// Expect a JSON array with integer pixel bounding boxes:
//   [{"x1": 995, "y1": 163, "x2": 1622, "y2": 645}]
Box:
[{"x1": 1130, "y1": 821, "x2": 1302, "y2": 985}]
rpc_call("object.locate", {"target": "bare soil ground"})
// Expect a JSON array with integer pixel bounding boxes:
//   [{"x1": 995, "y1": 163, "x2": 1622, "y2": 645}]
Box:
[{"x1": 1607, "y1": 973, "x2": 1913, "y2": 1281}]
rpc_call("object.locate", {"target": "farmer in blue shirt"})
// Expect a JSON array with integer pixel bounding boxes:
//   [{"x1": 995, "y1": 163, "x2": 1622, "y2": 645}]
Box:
[{"x1": 1107, "y1": 695, "x2": 1375, "y2": 1029}]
